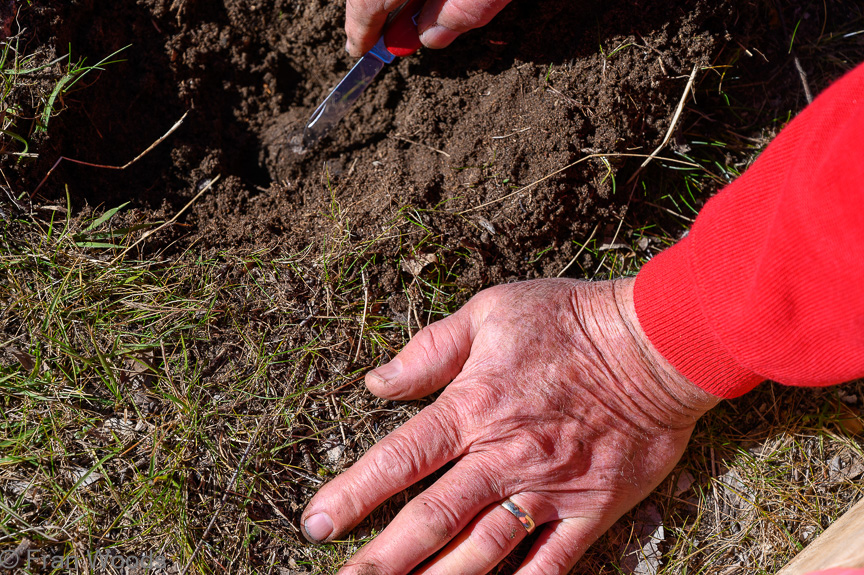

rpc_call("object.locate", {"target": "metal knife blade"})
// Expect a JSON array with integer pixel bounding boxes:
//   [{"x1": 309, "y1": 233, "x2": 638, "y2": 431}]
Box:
[{"x1": 301, "y1": 39, "x2": 396, "y2": 149}]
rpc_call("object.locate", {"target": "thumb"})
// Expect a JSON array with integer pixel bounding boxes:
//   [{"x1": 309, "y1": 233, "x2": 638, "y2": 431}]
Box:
[
  {"x1": 417, "y1": 0, "x2": 513, "y2": 49},
  {"x1": 366, "y1": 292, "x2": 492, "y2": 400}
]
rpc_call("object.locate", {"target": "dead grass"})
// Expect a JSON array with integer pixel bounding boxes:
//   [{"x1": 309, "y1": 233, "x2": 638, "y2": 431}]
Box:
[
  {"x1": 0, "y1": 191, "x2": 473, "y2": 571},
  {"x1": 1, "y1": 1, "x2": 863, "y2": 573}
]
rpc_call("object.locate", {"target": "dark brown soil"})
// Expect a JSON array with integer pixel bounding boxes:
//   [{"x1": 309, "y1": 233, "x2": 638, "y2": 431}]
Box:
[{"x1": 10, "y1": 0, "x2": 849, "y2": 289}]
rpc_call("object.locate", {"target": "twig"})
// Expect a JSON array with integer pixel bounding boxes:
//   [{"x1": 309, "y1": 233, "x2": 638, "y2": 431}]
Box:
[
  {"x1": 353, "y1": 270, "x2": 368, "y2": 365},
  {"x1": 179, "y1": 417, "x2": 260, "y2": 575},
  {"x1": 626, "y1": 64, "x2": 699, "y2": 187},
  {"x1": 557, "y1": 223, "x2": 599, "y2": 277},
  {"x1": 286, "y1": 466, "x2": 324, "y2": 485},
  {"x1": 332, "y1": 395, "x2": 347, "y2": 445},
  {"x1": 793, "y1": 57, "x2": 814, "y2": 104},
  {"x1": 458, "y1": 152, "x2": 699, "y2": 215},
  {"x1": 31, "y1": 112, "x2": 189, "y2": 197},
  {"x1": 411, "y1": 300, "x2": 423, "y2": 335},
  {"x1": 2, "y1": 184, "x2": 26, "y2": 212},
  {"x1": 389, "y1": 135, "x2": 451, "y2": 158},
  {"x1": 591, "y1": 212, "x2": 628, "y2": 280},
  {"x1": 636, "y1": 200, "x2": 695, "y2": 222},
  {"x1": 110, "y1": 175, "x2": 220, "y2": 264},
  {"x1": 492, "y1": 127, "x2": 532, "y2": 139}
]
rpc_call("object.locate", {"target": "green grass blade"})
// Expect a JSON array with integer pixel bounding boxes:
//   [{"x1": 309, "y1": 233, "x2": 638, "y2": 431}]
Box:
[{"x1": 82, "y1": 202, "x2": 130, "y2": 232}]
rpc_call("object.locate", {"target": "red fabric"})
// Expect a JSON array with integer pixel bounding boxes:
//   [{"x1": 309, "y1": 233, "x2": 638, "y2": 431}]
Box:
[{"x1": 634, "y1": 62, "x2": 864, "y2": 398}]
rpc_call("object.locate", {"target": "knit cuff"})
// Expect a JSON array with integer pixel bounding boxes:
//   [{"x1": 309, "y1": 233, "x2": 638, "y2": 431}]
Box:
[{"x1": 633, "y1": 235, "x2": 764, "y2": 399}]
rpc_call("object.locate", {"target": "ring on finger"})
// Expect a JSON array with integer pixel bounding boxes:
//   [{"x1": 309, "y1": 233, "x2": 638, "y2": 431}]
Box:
[{"x1": 501, "y1": 498, "x2": 536, "y2": 534}]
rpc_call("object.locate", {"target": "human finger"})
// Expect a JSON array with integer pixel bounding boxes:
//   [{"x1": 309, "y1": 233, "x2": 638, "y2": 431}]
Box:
[
  {"x1": 301, "y1": 402, "x2": 463, "y2": 543},
  {"x1": 336, "y1": 461, "x2": 510, "y2": 574},
  {"x1": 365, "y1": 303, "x2": 481, "y2": 401},
  {"x1": 414, "y1": 495, "x2": 544, "y2": 575},
  {"x1": 514, "y1": 518, "x2": 598, "y2": 575},
  {"x1": 345, "y1": 0, "x2": 405, "y2": 57},
  {"x1": 416, "y1": 0, "x2": 513, "y2": 49}
]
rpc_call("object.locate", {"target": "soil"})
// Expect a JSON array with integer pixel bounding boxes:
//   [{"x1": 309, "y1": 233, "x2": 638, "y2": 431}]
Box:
[
  {"x1": 8, "y1": 0, "x2": 811, "y2": 289},
  {"x1": 3, "y1": 0, "x2": 862, "y2": 571}
]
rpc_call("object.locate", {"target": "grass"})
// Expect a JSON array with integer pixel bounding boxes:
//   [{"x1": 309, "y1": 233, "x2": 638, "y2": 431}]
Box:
[
  {"x1": 1, "y1": 27, "x2": 126, "y2": 165},
  {"x1": 0, "y1": 202, "x2": 406, "y2": 569},
  {"x1": 584, "y1": 384, "x2": 864, "y2": 575},
  {"x1": 2, "y1": 155, "x2": 862, "y2": 575},
  {"x1": 1, "y1": 0, "x2": 864, "y2": 573}
]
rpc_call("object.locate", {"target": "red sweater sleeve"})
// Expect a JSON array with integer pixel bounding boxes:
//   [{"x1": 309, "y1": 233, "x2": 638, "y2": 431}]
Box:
[{"x1": 633, "y1": 62, "x2": 864, "y2": 398}]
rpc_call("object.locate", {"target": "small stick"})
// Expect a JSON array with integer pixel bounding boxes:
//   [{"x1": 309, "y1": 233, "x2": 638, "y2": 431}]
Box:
[
  {"x1": 458, "y1": 152, "x2": 700, "y2": 215},
  {"x1": 353, "y1": 270, "x2": 369, "y2": 365},
  {"x1": 626, "y1": 64, "x2": 699, "y2": 187},
  {"x1": 636, "y1": 200, "x2": 696, "y2": 222},
  {"x1": 31, "y1": 111, "x2": 189, "y2": 197},
  {"x1": 492, "y1": 127, "x2": 532, "y2": 139},
  {"x1": 557, "y1": 223, "x2": 599, "y2": 277},
  {"x1": 110, "y1": 175, "x2": 220, "y2": 264},
  {"x1": 389, "y1": 135, "x2": 451, "y2": 158},
  {"x1": 794, "y1": 56, "x2": 814, "y2": 104},
  {"x1": 411, "y1": 301, "x2": 423, "y2": 335},
  {"x1": 332, "y1": 395, "x2": 347, "y2": 445}
]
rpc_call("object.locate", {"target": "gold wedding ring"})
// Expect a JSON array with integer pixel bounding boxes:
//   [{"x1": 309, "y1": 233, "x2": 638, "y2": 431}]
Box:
[{"x1": 501, "y1": 499, "x2": 536, "y2": 534}]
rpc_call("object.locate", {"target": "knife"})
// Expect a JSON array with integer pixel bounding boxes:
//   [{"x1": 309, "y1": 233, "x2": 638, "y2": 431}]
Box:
[{"x1": 300, "y1": 0, "x2": 426, "y2": 150}]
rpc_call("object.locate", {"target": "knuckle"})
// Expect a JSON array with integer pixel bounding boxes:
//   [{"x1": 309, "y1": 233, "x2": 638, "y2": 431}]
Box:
[
  {"x1": 440, "y1": 0, "x2": 486, "y2": 28},
  {"x1": 523, "y1": 555, "x2": 571, "y2": 575},
  {"x1": 415, "y1": 320, "x2": 460, "y2": 365},
  {"x1": 408, "y1": 491, "x2": 462, "y2": 543},
  {"x1": 439, "y1": 0, "x2": 510, "y2": 30},
  {"x1": 467, "y1": 519, "x2": 519, "y2": 563},
  {"x1": 341, "y1": 558, "x2": 389, "y2": 575},
  {"x1": 422, "y1": 402, "x2": 464, "y2": 446},
  {"x1": 470, "y1": 284, "x2": 500, "y2": 306},
  {"x1": 371, "y1": 433, "x2": 423, "y2": 486}
]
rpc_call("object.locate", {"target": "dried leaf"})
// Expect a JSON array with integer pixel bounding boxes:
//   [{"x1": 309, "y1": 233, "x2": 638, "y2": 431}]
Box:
[
  {"x1": 5, "y1": 346, "x2": 35, "y2": 371},
  {"x1": 401, "y1": 253, "x2": 437, "y2": 277},
  {"x1": 476, "y1": 217, "x2": 497, "y2": 235},
  {"x1": 830, "y1": 399, "x2": 863, "y2": 435},
  {"x1": 675, "y1": 470, "x2": 695, "y2": 496},
  {"x1": 69, "y1": 466, "x2": 102, "y2": 488}
]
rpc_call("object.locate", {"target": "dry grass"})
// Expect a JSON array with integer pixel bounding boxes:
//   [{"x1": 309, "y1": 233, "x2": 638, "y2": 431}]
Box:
[
  {"x1": 0, "y1": 194, "x2": 472, "y2": 571},
  {"x1": 1, "y1": 1, "x2": 863, "y2": 573},
  {"x1": 2, "y1": 173, "x2": 862, "y2": 575}
]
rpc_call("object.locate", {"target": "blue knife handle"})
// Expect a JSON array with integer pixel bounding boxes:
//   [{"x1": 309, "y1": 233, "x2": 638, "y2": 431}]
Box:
[{"x1": 368, "y1": 37, "x2": 397, "y2": 64}]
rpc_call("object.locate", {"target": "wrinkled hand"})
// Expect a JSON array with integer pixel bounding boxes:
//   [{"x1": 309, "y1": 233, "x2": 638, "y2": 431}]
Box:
[
  {"x1": 345, "y1": 0, "x2": 513, "y2": 57},
  {"x1": 301, "y1": 278, "x2": 720, "y2": 574}
]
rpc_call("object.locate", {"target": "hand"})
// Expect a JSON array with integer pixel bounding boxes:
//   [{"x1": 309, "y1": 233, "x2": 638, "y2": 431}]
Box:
[
  {"x1": 345, "y1": 0, "x2": 513, "y2": 57},
  {"x1": 301, "y1": 278, "x2": 720, "y2": 574}
]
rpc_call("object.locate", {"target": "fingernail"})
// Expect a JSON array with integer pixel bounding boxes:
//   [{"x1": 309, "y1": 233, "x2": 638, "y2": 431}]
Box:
[
  {"x1": 371, "y1": 358, "x2": 402, "y2": 383},
  {"x1": 304, "y1": 512, "x2": 334, "y2": 542},
  {"x1": 418, "y1": 24, "x2": 460, "y2": 49},
  {"x1": 345, "y1": 39, "x2": 351, "y2": 54}
]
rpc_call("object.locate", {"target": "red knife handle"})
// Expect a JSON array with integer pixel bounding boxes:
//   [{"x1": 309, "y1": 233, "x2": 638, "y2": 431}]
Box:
[{"x1": 383, "y1": 0, "x2": 426, "y2": 57}]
